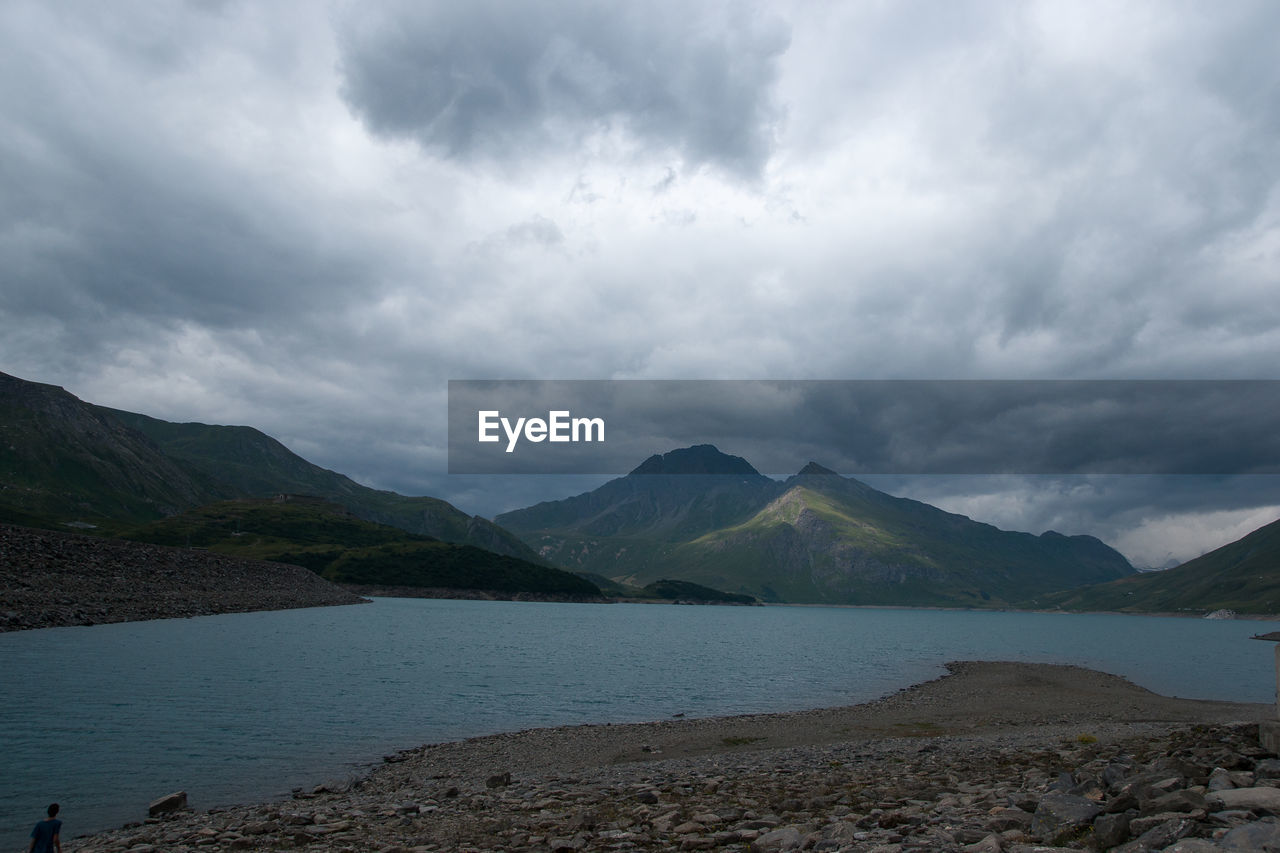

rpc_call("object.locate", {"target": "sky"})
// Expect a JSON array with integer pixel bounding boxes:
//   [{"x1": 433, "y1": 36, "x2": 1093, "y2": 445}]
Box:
[{"x1": 2, "y1": 0, "x2": 1278, "y2": 568}]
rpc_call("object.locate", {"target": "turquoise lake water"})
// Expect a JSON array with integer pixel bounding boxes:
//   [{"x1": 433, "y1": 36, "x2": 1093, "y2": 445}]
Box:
[{"x1": 2, "y1": 597, "x2": 1277, "y2": 846}]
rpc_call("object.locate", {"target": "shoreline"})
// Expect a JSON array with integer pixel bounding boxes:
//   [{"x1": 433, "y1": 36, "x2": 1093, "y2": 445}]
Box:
[
  {"x1": 768, "y1": 601, "x2": 1280, "y2": 621},
  {"x1": 70, "y1": 661, "x2": 1275, "y2": 852},
  {"x1": 9, "y1": 590, "x2": 1278, "y2": 635}
]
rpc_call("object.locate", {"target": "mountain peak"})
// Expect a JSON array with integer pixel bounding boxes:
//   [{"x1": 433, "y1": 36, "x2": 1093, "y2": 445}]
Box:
[
  {"x1": 629, "y1": 444, "x2": 762, "y2": 476},
  {"x1": 796, "y1": 461, "x2": 839, "y2": 477}
]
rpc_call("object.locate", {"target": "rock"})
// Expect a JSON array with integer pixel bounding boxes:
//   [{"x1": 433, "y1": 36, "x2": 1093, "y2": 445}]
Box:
[
  {"x1": 986, "y1": 807, "x2": 1033, "y2": 832},
  {"x1": 148, "y1": 791, "x2": 188, "y2": 817},
  {"x1": 1104, "y1": 762, "x2": 1135, "y2": 790},
  {"x1": 1132, "y1": 816, "x2": 1196, "y2": 849},
  {"x1": 1130, "y1": 812, "x2": 1190, "y2": 835},
  {"x1": 1092, "y1": 811, "x2": 1131, "y2": 848},
  {"x1": 1209, "y1": 787, "x2": 1280, "y2": 814},
  {"x1": 1030, "y1": 792, "x2": 1101, "y2": 843},
  {"x1": 750, "y1": 826, "x2": 803, "y2": 852},
  {"x1": 1143, "y1": 789, "x2": 1207, "y2": 814},
  {"x1": 963, "y1": 834, "x2": 1003, "y2": 852},
  {"x1": 1164, "y1": 841, "x2": 1226, "y2": 852},
  {"x1": 1047, "y1": 772, "x2": 1075, "y2": 792},
  {"x1": 1257, "y1": 760, "x2": 1280, "y2": 781},
  {"x1": 1220, "y1": 817, "x2": 1280, "y2": 851},
  {"x1": 1209, "y1": 768, "x2": 1237, "y2": 792}
]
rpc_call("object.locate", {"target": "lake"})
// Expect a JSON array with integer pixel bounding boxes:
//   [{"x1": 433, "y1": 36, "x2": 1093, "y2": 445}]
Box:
[{"x1": 1, "y1": 598, "x2": 1277, "y2": 847}]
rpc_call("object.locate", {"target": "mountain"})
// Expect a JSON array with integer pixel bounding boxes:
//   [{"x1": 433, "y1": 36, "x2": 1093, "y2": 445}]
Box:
[
  {"x1": 0, "y1": 372, "x2": 228, "y2": 523},
  {"x1": 496, "y1": 444, "x2": 783, "y2": 572},
  {"x1": 1034, "y1": 516, "x2": 1280, "y2": 615},
  {"x1": 100, "y1": 406, "x2": 540, "y2": 561},
  {"x1": 123, "y1": 496, "x2": 600, "y2": 599},
  {"x1": 497, "y1": 445, "x2": 1135, "y2": 606},
  {"x1": 0, "y1": 370, "x2": 539, "y2": 562}
]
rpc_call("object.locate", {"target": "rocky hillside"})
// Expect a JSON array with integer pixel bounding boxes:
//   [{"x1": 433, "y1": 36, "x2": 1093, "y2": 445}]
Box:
[{"x1": 0, "y1": 523, "x2": 364, "y2": 631}]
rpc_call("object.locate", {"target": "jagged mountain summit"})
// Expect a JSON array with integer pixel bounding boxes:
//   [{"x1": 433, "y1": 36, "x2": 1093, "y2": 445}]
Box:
[{"x1": 496, "y1": 445, "x2": 1134, "y2": 606}]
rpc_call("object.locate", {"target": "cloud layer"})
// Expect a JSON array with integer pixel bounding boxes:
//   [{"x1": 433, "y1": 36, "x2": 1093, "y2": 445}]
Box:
[{"x1": 2, "y1": 0, "x2": 1279, "y2": 563}]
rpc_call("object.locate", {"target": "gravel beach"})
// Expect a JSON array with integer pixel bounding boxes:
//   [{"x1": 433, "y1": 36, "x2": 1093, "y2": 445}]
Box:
[{"x1": 69, "y1": 661, "x2": 1280, "y2": 852}]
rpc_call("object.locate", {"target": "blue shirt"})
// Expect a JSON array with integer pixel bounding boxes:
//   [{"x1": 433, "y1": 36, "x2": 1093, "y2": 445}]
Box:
[{"x1": 30, "y1": 818, "x2": 61, "y2": 853}]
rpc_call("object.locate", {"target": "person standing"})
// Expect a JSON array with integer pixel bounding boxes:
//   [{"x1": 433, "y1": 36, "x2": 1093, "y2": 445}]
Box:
[{"x1": 29, "y1": 803, "x2": 62, "y2": 853}]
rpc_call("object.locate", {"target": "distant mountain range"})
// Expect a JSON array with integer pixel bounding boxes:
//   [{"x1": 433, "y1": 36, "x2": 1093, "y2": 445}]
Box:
[
  {"x1": 1035, "y1": 516, "x2": 1280, "y2": 615},
  {"x1": 497, "y1": 444, "x2": 1136, "y2": 607},
  {"x1": 6, "y1": 370, "x2": 1277, "y2": 614}
]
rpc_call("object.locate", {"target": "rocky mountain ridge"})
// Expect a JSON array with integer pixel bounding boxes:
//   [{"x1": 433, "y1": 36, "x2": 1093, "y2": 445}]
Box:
[{"x1": 498, "y1": 445, "x2": 1134, "y2": 606}]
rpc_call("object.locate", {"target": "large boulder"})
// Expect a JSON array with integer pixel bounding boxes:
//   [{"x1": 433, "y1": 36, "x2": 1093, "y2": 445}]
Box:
[
  {"x1": 1030, "y1": 792, "x2": 1102, "y2": 843},
  {"x1": 1220, "y1": 817, "x2": 1280, "y2": 851},
  {"x1": 148, "y1": 790, "x2": 187, "y2": 817},
  {"x1": 1209, "y1": 787, "x2": 1280, "y2": 815}
]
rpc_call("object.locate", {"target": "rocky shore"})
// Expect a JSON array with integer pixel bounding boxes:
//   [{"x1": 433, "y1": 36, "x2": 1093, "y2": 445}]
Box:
[
  {"x1": 0, "y1": 523, "x2": 365, "y2": 631},
  {"x1": 68, "y1": 662, "x2": 1280, "y2": 852}
]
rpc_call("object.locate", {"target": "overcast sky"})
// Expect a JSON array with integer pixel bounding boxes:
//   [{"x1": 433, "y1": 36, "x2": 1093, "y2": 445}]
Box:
[{"x1": 2, "y1": 1, "x2": 1278, "y2": 567}]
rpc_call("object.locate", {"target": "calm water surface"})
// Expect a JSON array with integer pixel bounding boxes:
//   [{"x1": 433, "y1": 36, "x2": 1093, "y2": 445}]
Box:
[{"x1": 1, "y1": 598, "x2": 1276, "y2": 846}]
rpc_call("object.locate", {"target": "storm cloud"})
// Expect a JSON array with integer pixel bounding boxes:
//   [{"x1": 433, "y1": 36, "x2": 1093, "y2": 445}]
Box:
[
  {"x1": 336, "y1": 0, "x2": 790, "y2": 177},
  {"x1": 2, "y1": 1, "x2": 1279, "y2": 565}
]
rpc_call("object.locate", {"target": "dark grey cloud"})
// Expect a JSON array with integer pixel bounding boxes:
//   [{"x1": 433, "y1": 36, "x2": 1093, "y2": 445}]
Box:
[
  {"x1": 0, "y1": 1, "x2": 389, "y2": 376},
  {"x1": 2, "y1": 1, "x2": 1280, "y2": 568},
  {"x1": 336, "y1": 0, "x2": 789, "y2": 177}
]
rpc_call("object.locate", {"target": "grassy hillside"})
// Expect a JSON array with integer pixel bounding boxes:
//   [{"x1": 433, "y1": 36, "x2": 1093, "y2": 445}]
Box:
[
  {"x1": 0, "y1": 373, "x2": 228, "y2": 525},
  {"x1": 1035, "y1": 517, "x2": 1280, "y2": 615},
  {"x1": 123, "y1": 497, "x2": 601, "y2": 598},
  {"x1": 103, "y1": 407, "x2": 543, "y2": 561}
]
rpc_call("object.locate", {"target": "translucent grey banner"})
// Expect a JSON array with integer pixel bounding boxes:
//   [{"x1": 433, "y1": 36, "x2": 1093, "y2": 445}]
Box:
[{"x1": 447, "y1": 380, "x2": 1280, "y2": 475}]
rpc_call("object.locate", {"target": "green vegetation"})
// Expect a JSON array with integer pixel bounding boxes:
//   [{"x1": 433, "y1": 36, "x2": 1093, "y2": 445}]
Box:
[
  {"x1": 102, "y1": 406, "x2": 544, "y2": 562},
  {"x1": 1033, "y1": 517, "x2": 1280, "y2": 615},
  {"x1": 640, "y1": 578, "x2": 758, "y2": 604},
  {"x1": 0, "y1": 373, "x2": 228, "y2": 525},
  {"x1": 123, "y1": 497, "x2": 601, "y2": 597}
]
